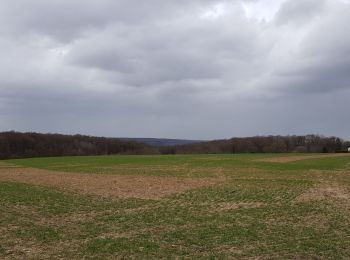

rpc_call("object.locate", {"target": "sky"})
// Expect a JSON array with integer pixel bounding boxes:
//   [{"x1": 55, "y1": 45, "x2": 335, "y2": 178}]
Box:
[{"x1": 0, "y1": 0, "x2": 350, "y2": 140}]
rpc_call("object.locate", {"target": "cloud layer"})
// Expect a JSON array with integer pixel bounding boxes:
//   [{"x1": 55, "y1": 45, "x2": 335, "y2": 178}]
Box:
[{"x1": 0, "y1": 0, "x2": 349, "y2": 139}]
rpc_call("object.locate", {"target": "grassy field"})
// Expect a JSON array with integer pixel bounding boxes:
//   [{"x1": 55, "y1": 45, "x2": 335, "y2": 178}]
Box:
[{"x1": 1, "y1": 153, "x2": 350, "y2": 259}]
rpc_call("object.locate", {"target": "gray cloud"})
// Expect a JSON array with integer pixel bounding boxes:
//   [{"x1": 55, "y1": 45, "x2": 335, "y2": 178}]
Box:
[
  {"x1": 275, "y1": 0, "x2": 326, "y2": 25},
  {"x1": 266, "y1": 1, "x2": 350, "y2": 94},
  {"x1": 0, "y1": 0, "x2": 349, "y2": 140}
]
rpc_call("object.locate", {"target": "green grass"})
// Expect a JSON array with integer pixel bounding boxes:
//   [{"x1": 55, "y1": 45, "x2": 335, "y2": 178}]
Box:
[
  {"x1": 1, "y1": 154, "x2": 350, "y2": 258},
  {"x1": 5, "y1": 153, "x2": 350, "y2": 177}
]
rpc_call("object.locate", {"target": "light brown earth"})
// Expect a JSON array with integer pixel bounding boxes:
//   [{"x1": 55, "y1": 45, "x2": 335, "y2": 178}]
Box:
[
  {"x1": 0, "y1": 165, "x2": 221, "y2": 199},
  {"x1": 258, "y1": 153, "x2": 350, "y2": 163},
  {"x1": 295, "y1": 181, "x2": 350, "y2": 203}
]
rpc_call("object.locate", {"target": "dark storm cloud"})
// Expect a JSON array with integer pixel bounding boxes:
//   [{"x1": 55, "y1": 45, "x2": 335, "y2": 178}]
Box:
[
  {"x1": 0, "y1": 0, "x2": 349, "y2": 139},
  {"x1": 68, "y1": 16, "x2": 260, "y2": 87}
]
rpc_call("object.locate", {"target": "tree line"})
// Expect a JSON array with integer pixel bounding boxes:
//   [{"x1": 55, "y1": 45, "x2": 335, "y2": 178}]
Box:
[
  {"x1": 0, "y1": 132, "x2": 349, "y2": 159},
  {"x1": 159, "y1": 135, "x2": 350, "y2": 154},
  {"x1": 0, "y1": 131, "x2": 158, "y2": 159}
]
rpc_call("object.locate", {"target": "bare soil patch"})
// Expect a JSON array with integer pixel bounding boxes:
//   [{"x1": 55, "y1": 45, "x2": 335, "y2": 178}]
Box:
[
  {"x1": 0, "y1": 166, "x2": 221, "y2": 199},
  {"x1": 295, "y1": 182, "x2": 349, "y2": 203},
  {"x1": 258, "y1": 153, "x2": 350, "y2": 163}
]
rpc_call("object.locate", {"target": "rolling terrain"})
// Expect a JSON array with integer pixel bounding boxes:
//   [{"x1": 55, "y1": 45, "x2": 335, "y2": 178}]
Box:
[{"x1": 1, "y1": 153, "x2": 350, "y2": 258}]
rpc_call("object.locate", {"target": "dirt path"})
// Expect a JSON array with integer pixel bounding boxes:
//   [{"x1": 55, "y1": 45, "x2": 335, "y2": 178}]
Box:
[
  {"x1": 0, "y1": 165, "x2": 221, "y2": 199},
  {"x1": 258, "y1": 153, "x2": 350, "y2": 163}
]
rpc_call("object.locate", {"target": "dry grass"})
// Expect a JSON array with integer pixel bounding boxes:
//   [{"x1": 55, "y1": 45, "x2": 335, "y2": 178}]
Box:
[
  {"x1": 295, "y1": 181, "x2": 349, "y2": 203},
  {"x1": 214, "y1": 202, "x2": 266, "y2": 212}
]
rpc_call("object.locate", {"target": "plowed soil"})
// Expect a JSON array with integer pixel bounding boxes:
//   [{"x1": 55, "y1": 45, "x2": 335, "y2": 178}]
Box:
[{"x1": 0, "y1": 166, "x2": 220, "y2": 199}]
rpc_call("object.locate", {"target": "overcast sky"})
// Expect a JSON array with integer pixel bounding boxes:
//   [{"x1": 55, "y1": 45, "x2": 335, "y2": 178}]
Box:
[{"x1": 0, "y1": 0, "x2": 349, "y2": 140}]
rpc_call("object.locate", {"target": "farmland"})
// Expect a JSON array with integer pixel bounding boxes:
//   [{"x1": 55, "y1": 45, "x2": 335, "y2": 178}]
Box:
[{"x1": 1, "y1": 153, "x2": 350, "y2": 259}]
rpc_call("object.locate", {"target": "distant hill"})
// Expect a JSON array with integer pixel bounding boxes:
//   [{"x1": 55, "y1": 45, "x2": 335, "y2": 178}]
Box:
[
  {"x1": 119, "y1": 138, "x2": 203, "y2": 147},
  {"x1": 1, "y1": 132, "x2": 349, "y2": 159}
]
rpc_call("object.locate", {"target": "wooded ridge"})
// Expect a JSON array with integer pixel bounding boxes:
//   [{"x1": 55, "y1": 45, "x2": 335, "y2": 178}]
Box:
[{"x1": 0, "y1": 131, "x2": 349, "y2": 159}]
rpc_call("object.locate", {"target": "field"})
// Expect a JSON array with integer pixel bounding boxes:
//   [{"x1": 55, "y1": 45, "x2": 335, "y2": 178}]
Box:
[{"x1": 1, "y1": 153, "x2": 350, "y2": 259}]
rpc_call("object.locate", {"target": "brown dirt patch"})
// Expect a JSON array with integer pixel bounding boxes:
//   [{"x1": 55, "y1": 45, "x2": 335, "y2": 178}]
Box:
[
  {"x1": 295, "y1": 182, "x2": 349, "y2": 203},
  {"x1": 258, "y1": 153, "x2": 350, "y2": 163},
  {"x1": 0, "y1": 166, "x2": 221, "y2": 199}
]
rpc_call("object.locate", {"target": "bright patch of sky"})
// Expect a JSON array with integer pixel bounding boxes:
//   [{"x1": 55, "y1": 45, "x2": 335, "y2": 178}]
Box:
[
  {"x1": 241, "y1": 0, "x2": 288, "y2": 22},
  {"x1": 200, "y1": 3, "x2": 227, "y2": 20}
]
